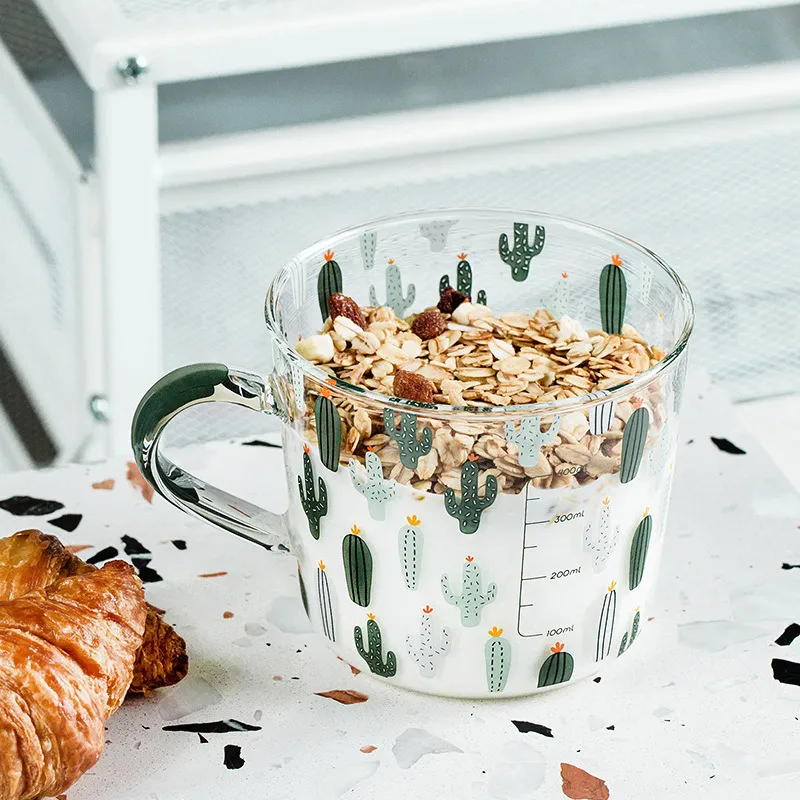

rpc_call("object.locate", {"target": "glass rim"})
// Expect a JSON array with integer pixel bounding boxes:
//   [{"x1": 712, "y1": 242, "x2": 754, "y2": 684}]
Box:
[{"x1": 265, "y1": 207, "x2": 694, "y2": 419}]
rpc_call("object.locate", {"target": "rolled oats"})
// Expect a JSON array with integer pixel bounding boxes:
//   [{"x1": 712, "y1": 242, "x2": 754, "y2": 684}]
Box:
[{"x1": 295, "y1": 298, "x2": 666, "y2": 497}]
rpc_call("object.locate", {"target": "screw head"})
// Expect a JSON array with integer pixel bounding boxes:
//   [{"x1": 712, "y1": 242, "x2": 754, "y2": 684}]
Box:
[
  {"x1": 117, "y1": 56, "x2": 149, "y2": 83},
  {"x1": 88, "y1": 394, "x2": 110, "y2": 421}
]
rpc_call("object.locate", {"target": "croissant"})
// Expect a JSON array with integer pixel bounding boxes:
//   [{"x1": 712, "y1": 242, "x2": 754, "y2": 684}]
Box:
[
  {"x1": 0, "y1": 560, "x2": 146, "y2": 800},
  {"x1": 0, "y1": 530, "x2": 188, "y2": 694}
]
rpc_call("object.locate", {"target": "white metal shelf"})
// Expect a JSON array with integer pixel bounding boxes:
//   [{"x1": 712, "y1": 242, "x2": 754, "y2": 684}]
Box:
[{"x1": 34, "y1": 0, "x2": 800, "y2": 88}]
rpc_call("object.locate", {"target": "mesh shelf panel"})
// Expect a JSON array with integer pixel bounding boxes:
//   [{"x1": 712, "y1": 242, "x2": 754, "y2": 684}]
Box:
[
  {"x1": 0, "y1": 0, "x2": 69, "y2": 75},
  {"x1": 161, "y1": 122, "x2": 800, "y2": 444}
]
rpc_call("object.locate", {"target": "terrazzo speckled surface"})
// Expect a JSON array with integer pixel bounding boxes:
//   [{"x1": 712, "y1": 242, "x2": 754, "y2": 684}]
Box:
[{"x1": 1, "y1": 373, "x2": 798, "y2": 799}]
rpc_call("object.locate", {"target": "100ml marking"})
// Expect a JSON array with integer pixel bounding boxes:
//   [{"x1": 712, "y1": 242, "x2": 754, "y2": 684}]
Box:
[
  {"x1": 552, "y1": 511, "x2": 585, "y2": 524},
  {"x1": 547, "y1": 625, "x2": 575, "y2": 636},
  {"x1": 551, "y1": 566, "x2": 581, "y2": 579}
]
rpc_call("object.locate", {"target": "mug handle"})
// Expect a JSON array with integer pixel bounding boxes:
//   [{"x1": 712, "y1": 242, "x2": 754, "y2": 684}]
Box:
[{"x1": 131, "y1": 363, "x2": 290, "y2": 551}]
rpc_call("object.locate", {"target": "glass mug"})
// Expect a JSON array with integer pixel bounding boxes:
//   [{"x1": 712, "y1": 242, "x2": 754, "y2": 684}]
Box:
[{"x1": 131, "y1": 209, "x2": 693, "y2": 698}]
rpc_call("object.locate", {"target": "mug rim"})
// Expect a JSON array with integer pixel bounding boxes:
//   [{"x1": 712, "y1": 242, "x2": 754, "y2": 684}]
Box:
[{"x1": 265, "y1": 207, "x2": 694, "y2": 419}]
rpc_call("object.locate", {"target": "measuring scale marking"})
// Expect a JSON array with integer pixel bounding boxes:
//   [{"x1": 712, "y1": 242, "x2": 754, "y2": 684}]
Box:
[{"x1": 517, "y1": 482, "x2": 585, "y2": 638}]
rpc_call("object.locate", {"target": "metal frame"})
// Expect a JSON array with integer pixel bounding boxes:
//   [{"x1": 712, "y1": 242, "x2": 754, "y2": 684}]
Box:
[
  {"x1": 33, "y1": 0, "x2": 800, "y2": 89},
  {"x1": 159, "y1": 60, "x2": 800, "y2": 211},
  {"x1": 95, "y1": 81, "x2": 162, "y2": 456},
  {"x1": 0, "y1": 36, "x2": 86, "y2": 463}
]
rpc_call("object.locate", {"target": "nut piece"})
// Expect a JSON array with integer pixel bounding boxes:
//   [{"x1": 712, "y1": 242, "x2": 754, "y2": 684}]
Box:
[
  {"x1": 333, "y1": 315, "x2": 363, "y2": 341},
  {"x1": 393, "y1": 370, "x2": 435, "y2": 403},
  {"x1": 412, "y1": 310, "x2": 448, "y2": 340},
  {"x1": 437, "y1": 285, "x2": 470, "y2": 314},
  {"x1": 296, "y1": 333, "x2": 335, "y2": 363},
  {"x1": 328, "y1": 293, "x2": 365, "y2": 329}
]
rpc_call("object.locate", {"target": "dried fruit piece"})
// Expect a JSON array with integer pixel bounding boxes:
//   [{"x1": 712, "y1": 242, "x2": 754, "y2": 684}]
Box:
[
  {"x1": 296, "y1": 333, "x2": 335, "y2": 363},
  {"x1": 437, "y1": 285, "x2": 470, "y2": 314},
  {"x1": 393, "y1": 370, "x2": 435, "y2": 403},
  {"x1": 328, "y1": 293, "x2": 365, "y2": 329},
  {"x1": 412, "y1": 310, "x2": 448, "y2": 340}
]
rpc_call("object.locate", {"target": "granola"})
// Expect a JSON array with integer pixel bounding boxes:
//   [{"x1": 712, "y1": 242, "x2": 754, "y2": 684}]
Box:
[{"x1": 292, "y1": 296, "x2": 668, "y2": 495}]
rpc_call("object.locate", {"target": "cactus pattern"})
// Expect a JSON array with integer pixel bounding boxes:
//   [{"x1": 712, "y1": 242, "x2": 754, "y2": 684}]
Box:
[
  {"x1": 618, "y1": 607, "x2": 641, "y2": 655},
  {"x1": 477, "y1": 289, "x2": 487, "y2": 305},
  {"x1": 317, "y1": 560, "x2": 335, "y2": 641},
  {"x1": 317, "y1": 249, "x2": 343, "y2": 321},
  {"x1": 407, "y1": 606, "x2": 450, "y2": 677},
  {"x1": 639, "y1": 261, "x2": 653, "y2": 303},
  {"x1": 360, "y1": 230, "x2": 377, "y2": 271},
  {"x1": 439, "y1": 274, "x2": 450, "y2": 296},
  {"x1": 298, "y1": 563, "x2": 310, "y2": 618},
  {"x1": 290, "y1": 360, "x2": 305, "y2": 414},
  {"x1": 315, "y1": 392, "x2": 342, "y2": 472},
  {"x1": 584, "y1": 497, "x2": 620, "y2": 573},
  {"x1": 297, "y1": 445, "x2": 328, "y2": 539},
  {"x1": 354, "y1": 614, "x2": 397, "y2": 677},
  {"x1": 553, "y1": 272, "x2": 571, "y2": 318},
  {"x1": 399, "y1": 515, "x2": 423, "y2": 590},
  {"x1": 342, "y1": 524, "x2": 373, "y2": 607},
  {"x1": 586, "y1": 391, "x2": 617, "y2": 436},
  {"x1": 485, "y1": 626, "x2": 511, "y2": 693},
  {"x1": 456, "y1": 253, "x2": 472, "y2": 295},
  {"x1": 384, "y1": 409, "x2": 432, "y2": 469},
  {"x1": 596, "y1": 581, "x2": 617, "y2": 661},
  {"x1": 369, "y1": 259, "x2": 416, "y2": 316},
  {"x1": 505, "y1": 415, "x2": 561, "y2": 467},
  {"x1": 599, "y1": 254, "x2": 627, "y2": 334},
  {"x1": 441, "y1": 556, "x2": 497, "y2": 627},
  {"x1": 444, "y1": 460, "x2": 498, "y2": 534},
  {"x1": 629, "y1": 510, "x2": 652, "y2": 590},
  {"x1": 349, "y1": 451, "x2": 395, "y2": 520},
  {"x1": 620, "y1": 404, "x2": 650, "y2": 484},
  {"x1": 538, "y1": 641, "x2": 575, "y2": 687},
  {"x1": 420, "y1": 220, "x2": 454, "y2": 252},
  {"x1": 649, "y1": 418, "x2": 672, "y2": 476},
  {"x1": 498, "y1": 222, "x2": 545, "y2": 281}
]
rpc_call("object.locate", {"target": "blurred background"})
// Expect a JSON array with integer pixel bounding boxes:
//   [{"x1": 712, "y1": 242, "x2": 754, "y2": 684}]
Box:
[{"x1": 1, "y1": 0, "x2": 800, "y2": 484}]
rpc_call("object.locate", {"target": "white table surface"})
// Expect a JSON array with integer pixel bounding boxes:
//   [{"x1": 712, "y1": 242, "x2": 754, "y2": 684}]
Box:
[{"x1": 1, "y1": 373, "x2": 798, "y2": 799}]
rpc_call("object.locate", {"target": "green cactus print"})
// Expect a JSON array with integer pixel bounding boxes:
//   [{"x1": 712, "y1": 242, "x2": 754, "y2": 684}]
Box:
[
  {"x1": 399, "y1": 515, "x2": 423, "y2": 590},
  {"x1": 297, "y1": 563, "x2": 310, "y2": 619},
  {"x1": 297, "y1": 446, "x2": 327, "y2": 539},
  {"x1": 599, "y1": 254, "x2": 627, "y2": 334},
  {"x1": 317, "y1": 250, "x2": 343, "y2": 321},
  {"x1": 538, "y1": 641, "x2": 575, "y2": 687},
  {"x1": 342, "y1": 524, "x2": 373, "y2": 607},
  {"x1": 441, "y1": 556, "x2": 497, "y2": 627},
  {"x1": 439, "y1": 274, "x2": 450, "y2": 296},
  {"x1": 348, "y1": 451, "x2": 395, "y2": 521},
  {"x1": 620, "y1": 405, "x2": 649, "y2": 484},
  {"x1": 444, "y1": 460, "x2": 498, "y2": 534},
  {"x1": 314, "y1": 392, "x2": 342, "y2": 472},
  {"x1": 596, "y1": 581, "x2": 617, "y2": 662},
  {"x1": 354, "y1": 615, "x2": 397, "y2": 677},
  {"x1": 629, "y1": 510, "x2": 653, "y2": 590},
  {"x1": 369, "y1": 259, "x2": 416, "y2": 316},
  {"x1": 456, "y1": 253, "x2": 472, "y2": 295},
  {"x1": 383, "y1": 409, "x2": 433, "y2": 470},
  {"x1": 618, "y1": 607, "x2": 641, "y2": 655},
  {"x1": 498, "y1": 222, "x2": 545, "y2": 281},
  {"x1": 477, "y1": 289, "x2": 487, "y2": 305},
  {"x1": 485, "y1": 626, "x2": 511, "y2": 692}
]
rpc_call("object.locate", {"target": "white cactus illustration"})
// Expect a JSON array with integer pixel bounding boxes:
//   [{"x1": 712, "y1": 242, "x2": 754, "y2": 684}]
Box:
[
  {"x1": 348, "y1": 451, "x2": 395, "y2": 520},
  {"x1": 649, "y1": 418, "x2": 672, "y2": 476},
  {"x1": 584, "y1": 497, "x2": 620, "y2": 573},
  {"x1": 290, "y1": 360, "x2": 305, "y2": 413},
  {"x1": 553, "y1": 272, "x2": 571, "y2": 318},
  {"x1": 360, "y1": 230, "x2": 377, "y2": 271},
  {"x1": 505, "y1": 415, "x2": 561, "y2": 467},
  {"x1": 419, "y1": 220, "x2": 454, "y2": 252},
  {"x1": 406, "y1": 606, "x2": 451, "y2": 677}
]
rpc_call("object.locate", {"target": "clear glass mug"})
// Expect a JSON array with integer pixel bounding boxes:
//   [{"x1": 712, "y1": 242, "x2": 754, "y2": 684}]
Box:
[{"x1": 131, "y1": 209, "x2": 693, "y2": 697}]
